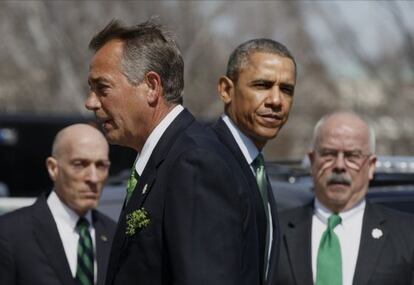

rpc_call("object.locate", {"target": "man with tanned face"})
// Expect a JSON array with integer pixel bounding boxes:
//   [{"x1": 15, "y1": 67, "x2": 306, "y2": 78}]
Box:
[
  {"x1": 85, "y1": 19, "x2": 270, "y2": 285},
  {"x1": 211, "y1": 38, "x2": 296, "y2": 284},
  {"x1": 0, "y1": 124, "x2": 116, "y2": 285},
  {"x1": 275, "y1": 112, "x2": 414, "y2": 285}
]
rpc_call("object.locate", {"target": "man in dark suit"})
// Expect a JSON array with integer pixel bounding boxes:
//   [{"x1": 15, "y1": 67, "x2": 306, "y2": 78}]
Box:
[
  {"x1": 0, "y1": 124, "x2": 116, "y2": 285},
  {"x1": 275, "y1": 112, "x2": 414, "y2": 285},
  {"x1": 211, "y1": 38, "x2": 297, "y2": 284},
  {"x1": 85, "y1": 19, "x2": 266, "y2": 285}
]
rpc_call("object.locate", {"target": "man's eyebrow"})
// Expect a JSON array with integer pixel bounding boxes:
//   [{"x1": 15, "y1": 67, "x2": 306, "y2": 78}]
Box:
[
  {"x1": 250, "y1": 79, "x2": 273, "y2": 85},
  {"x1": 280, "y1": 82, "x2": 295, "y2": 90},
  {"x1": 88, "y1": 76, "x2": 111, "y2": 85}
]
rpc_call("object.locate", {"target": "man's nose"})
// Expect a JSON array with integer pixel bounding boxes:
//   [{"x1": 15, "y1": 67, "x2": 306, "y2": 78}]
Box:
[
  {"x1": 333, "y1": 152, "x2": 346, "y2": 171},
  {"x1": 85, "y1": 165, "x2": 99, "y2": 183},
  {"x1": 266, "y1": 87, "x2": 282, "y2": 107},
  {"x1": 85, "y1": 91, "x2": 101, "y2": 111}
]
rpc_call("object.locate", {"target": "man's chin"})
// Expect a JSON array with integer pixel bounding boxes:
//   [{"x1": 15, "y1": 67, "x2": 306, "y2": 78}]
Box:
[
  {"x1": 104, "y1": 130, "x2": 121, "y2": 145},
  {"x1": 81, "y1": 201, "x2": 99, "y2": 211},
  {"x1": 326, "y1": 191, "x2": 351, "y2": 209},
  {"x1": 257, "y1": 124, "x2": 283, "y2": 139},
  {"x1": 327, "y1": 184, "x2": 350, "y2": 192}
]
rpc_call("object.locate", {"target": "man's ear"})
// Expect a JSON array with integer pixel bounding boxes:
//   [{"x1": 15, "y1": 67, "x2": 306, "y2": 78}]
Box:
[
  {"x1": 308, "y1": 151, "x2": 315, "y2": 174},
  {"x1": 368, "y1": 155, "x2": 377, "y2": 180},
  {"x1": 46, "y1": 157, "x2": 58, "y2": 182},
  {"x1": 144, "y1": 71, "x2": 162, "y2": 105},
  {"x1": 217, "y1": 76, "x2": 235, "y2": 104}
]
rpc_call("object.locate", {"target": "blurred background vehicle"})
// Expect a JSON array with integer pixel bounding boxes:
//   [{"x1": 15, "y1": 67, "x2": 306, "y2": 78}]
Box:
[
  {"x1": 0, "y1": 114, "x2": 136, "y2": 219},
  {"x1": 2, "y1": 153, "x2": 414, "y2": 221},
  {"x1": 0, "y1": 114, "x2": 136, "y2": 197}
]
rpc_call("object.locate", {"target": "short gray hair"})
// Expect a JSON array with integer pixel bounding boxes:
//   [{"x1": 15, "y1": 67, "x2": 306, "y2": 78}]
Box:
[
  {"x1": 311, "y1": 112, "x2": 376, "y2": 153},
  {"x1": 226, "y1": 38, "x2": 296, "y2": 82},
  {"x1": 89, "y1": 19, "x2": 184, "y2": 104}
]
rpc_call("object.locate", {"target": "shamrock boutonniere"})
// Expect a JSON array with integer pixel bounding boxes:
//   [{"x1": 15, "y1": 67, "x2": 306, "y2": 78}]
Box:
[{"x1": 126, "y1": 208, "x2": 151, "y2": 236}]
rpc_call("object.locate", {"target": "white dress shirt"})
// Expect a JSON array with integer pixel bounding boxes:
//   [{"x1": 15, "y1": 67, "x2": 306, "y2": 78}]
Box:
[
  {"x1": 134, "y1": 104, "x2": 184, "y2": 175},
  {"x1": 312, "y1": 198, "x2": 365, "y2": 285},
  {"x1": 222, "y1": 113, "x2": 273, "y2": 273},
  {"x1": 47, "y1": 191, "x2": 97, "y2": 282}
]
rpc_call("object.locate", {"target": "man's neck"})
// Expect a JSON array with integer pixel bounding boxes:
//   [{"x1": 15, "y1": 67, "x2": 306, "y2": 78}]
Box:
[{"x1": 134, "y1": 103, "x2": 178, "y2": 152}]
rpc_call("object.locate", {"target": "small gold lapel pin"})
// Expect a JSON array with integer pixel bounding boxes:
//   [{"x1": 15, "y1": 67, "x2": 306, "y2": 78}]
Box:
[
  {"x1": 371, "y1": 228, "x2": 383, "y2": 239},
  {"x1": 100, "y1": 234, "x2": 108, "y2": 242},
  {"x1": 142, "y1": 184, "x2": 148, "y2": 195}
]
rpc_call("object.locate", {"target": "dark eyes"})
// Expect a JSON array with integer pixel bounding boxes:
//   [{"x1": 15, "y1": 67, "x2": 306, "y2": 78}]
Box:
[
  {"x1": 72, "y1": 160, "x2": 88, "y2": 169},
  {"x1": 96, "y1": 161, "x2": 111, "y2": 170},
  {"x1": 96, "y1": 83, "x2": 109, "y2": 94},
  {"x1": 319, "y1": 150, "x2": 365, "y2": 161},
  {"x1": 72, "y1": 160, "x2": 110, "y2": 170},
  {"x1": 280, "y1": 84, "x2": 295, "y2": 96},
  {"x1": 251, "y1": 81, "x2": 295, "y2": 96},
  {"x1": 253, "y1": 81, "x2": 273, "y2": 89},
  {"x1": 88, "y1": 81, "x2": 110, "y2": 95}
]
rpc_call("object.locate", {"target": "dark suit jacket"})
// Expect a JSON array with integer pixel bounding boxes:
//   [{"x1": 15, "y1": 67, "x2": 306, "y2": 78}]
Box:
[
  {"x1": 105, "y1": 109, "x2": 264, "y2": 285},
  {"x1": 275, "y1": 202, "x2": 414, "y2": 285},
  {"x1": 211, "y1": 117, "x2": 280, "y2": 285},
  {"x1": 0, "y1": 192, "x2": 116, "y2": 285}
]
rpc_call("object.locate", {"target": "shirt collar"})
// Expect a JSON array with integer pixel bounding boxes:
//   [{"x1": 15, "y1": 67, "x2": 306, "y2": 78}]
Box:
[
  {"x1": 47, "y1": 190, "x2": 92, "y2": 231},
  {"x1": 135, "y1": 105, "x2": 184, "y2": 175},
  {"x1": 221, "y1": 113, "x2": 259, "y2": 165},
  {"x1": 314, "y1": 197, "x2": 365, "y2": 226}
]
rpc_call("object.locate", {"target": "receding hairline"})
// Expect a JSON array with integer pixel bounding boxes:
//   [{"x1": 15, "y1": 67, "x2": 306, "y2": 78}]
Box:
[
  {"x1": 311, "y1": 111, "x2": 376, "y2": 153},
  {"x1": 88, "y1": 18, "x2": 170, "y2": 52},
  {"x1": 88, "y1": 18, "x2": 184, "y2": 104}
]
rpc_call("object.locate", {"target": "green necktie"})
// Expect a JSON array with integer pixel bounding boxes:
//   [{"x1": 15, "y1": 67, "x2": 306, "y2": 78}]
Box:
[
  {"x1": 126, "y1": 165, "x2": 139, "y2": 204},
  {"x1": 75, "y1": 218, "x2": 94, "y2": 285},
  {"x1": 316, "y1": 214, "x2": 342, "y2": 285},
  {"x1": 251, "y1": 153, "x2": 270, "y2": 279}
]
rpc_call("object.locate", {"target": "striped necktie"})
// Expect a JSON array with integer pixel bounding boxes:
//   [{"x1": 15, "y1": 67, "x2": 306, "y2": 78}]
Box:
[
  {"x1": 251, "y1": 153, "x2": 270, "y2": 279},
  {"x1": 316, "y1": 214, "x2": 342, "y2": 285},
  {"x1": 75, "y1": 218, "x2": 94, "y2": 285}
]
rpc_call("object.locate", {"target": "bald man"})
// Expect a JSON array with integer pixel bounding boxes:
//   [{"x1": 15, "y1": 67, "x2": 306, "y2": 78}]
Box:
[
  {"x1": 0, "y1": 124, "x2": 116, "y2": 285},
  {"x1": 275, "y1": 112, "x2": 414, "y2": 285}
]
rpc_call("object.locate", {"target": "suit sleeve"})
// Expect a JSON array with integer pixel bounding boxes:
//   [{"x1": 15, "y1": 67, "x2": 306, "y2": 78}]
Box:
[
  {"x1": 164, "y1": 148, "x2": 243, "y2": 285},
  {"x1": 0, "y1": 226, "x2": 15, "y2": 285}
]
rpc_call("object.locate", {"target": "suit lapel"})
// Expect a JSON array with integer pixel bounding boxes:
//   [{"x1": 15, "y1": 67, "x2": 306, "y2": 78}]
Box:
[
  {"x1": 283, "y1": 205, "x2": 314, "y2": 285},
  {"x1": 93, "y1": 211, "x2": 113, "y2": 285},
  {"x1": 212, "y1": 118, "x2": 270, "y2": 283},
  {"x1": 212, "y1": 118, "x2": 267, "y2": 240},
  {"x1": 106, "y1": 108, "x2": 195, "y2": 284},
  {"x1": 352, "y1": 203, "x2": 388, "y2": 285},
  {"x1": 32, "y1": 194, "x2": 74, "y2": 285},
  {"x1": 124, "y1": 108, "x2": 194, "y2": 214},
  {"x1": 265, "y1": 175, "x2": 280, "y2": 284}
]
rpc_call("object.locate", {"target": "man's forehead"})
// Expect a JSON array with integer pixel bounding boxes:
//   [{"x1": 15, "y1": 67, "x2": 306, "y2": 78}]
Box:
[
  {"x1": 89, "y1": 40, "x2": 124, "y2": 72},
  {"x1": 63, "y1": 142, "x2": 109, "y2": 161},
  {"x1": 240, "y1": 52, "x2": 296, "y2": 82},
  {"x1": 318, "y1": 123, "x2": 370, "y2": 150},
  {"x1": 57, "y1": 128, "x2": 108, "y2": 154}
]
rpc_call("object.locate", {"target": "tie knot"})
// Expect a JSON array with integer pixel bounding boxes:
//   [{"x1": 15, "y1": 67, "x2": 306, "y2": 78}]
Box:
[
  {"x1": 252, "y1": 153, "x2": 265, "y2": 170},
  {"x1": 76, "y1": 217, "x2": 90, "y2": 231},
  {"x1": 131, "y1": 168, "x2": 139, "y2": 179},
  {"x1": 328, "y1": 214, "x2": 341, "y2": 230}
]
